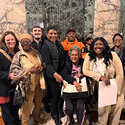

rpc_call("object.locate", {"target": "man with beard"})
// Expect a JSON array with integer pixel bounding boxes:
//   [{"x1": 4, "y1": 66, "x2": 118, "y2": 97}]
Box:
[
  {"x1": 61, "y1": 28, "x2": 86, "y2": 58},
  {"x1": 31, "y1": 26, "x2": 44, "y2": 52}
]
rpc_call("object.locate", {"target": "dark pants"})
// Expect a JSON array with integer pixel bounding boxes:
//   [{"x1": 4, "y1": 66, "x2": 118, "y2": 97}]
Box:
[
  {"x1": 0, "y1": 91, "x2": 20, "y2": 125},
  {"x1": 47, "y1": 78, "x2": 61, "y2": 118},
  {"x1": 65, "y1": 98, "x2": 85, "y2": 125}
]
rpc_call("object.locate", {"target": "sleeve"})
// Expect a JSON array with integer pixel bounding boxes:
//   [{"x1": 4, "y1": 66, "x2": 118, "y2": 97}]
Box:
[
  {"x1": 83, "y1": 53, "x2": 101, "y2": 82},
  {"x1": 0, "y1": 53, "x2": 10, "y2": 80},
  {"x1": 9, "y1": 52, "x2": 28, "y2": 78},
  {"x1": 112, "y1": 52, "x2": 123, "y2": 95},
  {"x1": 61, "y1": 64, "x2": 75, "y2": 84},
  {"x1": 40, "y1": 44, "x2": 56, "y2": 76}
]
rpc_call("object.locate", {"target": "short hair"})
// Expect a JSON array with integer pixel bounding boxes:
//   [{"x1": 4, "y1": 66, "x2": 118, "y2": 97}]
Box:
[
  {"x1": 69, "y1": 46, "x2": 81, "y2": 55},
  {"x1": 31, "y1": 26, "x2": 42, "y2": 32},
  {"x1": 46, "y1": 26, "x2": 57, "y2": 33},
  {"x1": 112, "y1": 33, "x2": 123, "y2": 41},
  {"x1": 0, "y1": 31, "x2": 19, "y2": 53}
]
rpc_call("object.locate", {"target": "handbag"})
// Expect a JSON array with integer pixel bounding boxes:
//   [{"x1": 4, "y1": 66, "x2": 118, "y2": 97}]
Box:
[
  {"x1": 61, "y1": 77, "x2": 88, "y2": 99},
  {"x1": 13, "y1": 85, "x2": 23, "y2": 105}
]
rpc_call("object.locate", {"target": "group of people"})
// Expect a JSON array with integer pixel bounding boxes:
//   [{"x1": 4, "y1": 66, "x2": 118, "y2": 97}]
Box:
[{"x1": 0, "y1": 25, "x2": 124, "y2": 125}]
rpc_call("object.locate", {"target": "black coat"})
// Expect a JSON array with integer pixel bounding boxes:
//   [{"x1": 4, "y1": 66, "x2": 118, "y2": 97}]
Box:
[
  {"x1": 32, "y1": 38, "x2": 44, "y2": 52},
  {"x1": 40, "y1": 39, "x2": 66, "y2": 79},
  {"x1": 61, "y1": 57, "x2": 88, "y2": 85},
  {"x1": 0, "y1": 51, "x2": 14, "y2": 97},
  {"x1": 111, "y1": 47, "x2": 125, "y2": 75}
]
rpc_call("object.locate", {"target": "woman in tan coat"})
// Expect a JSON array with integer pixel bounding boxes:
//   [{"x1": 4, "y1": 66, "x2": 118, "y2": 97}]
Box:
[
  {"x1": 10, "y1": 34, "x2": 46, "y2": 125},
  {"x1": 83, "y1": 37, "x2": 124, "y2": 125}
]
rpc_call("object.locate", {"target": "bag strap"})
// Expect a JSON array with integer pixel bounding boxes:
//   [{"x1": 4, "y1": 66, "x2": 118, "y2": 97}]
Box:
[{"x1": 0, "y1": 49, "x2": 12, "y2": 62}]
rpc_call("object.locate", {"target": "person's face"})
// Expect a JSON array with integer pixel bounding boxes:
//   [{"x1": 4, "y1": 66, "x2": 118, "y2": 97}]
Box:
[
  {"x1": 5, "y1": 34, "x2": 16, "y2": 50},
  {"x1": 46, "y1": 29, "x2": 58, "y2": 43},
  {"x1": 70, "y1": 50, "x2": 79, "y2": 64},
  {"x1": 31, "y1": 27, "x2": 42, "y2": 40},
  {"x1": 113, "y1": 35, "x2": 123, "y2": 48},
  {"x1": 93, "y1": 40, "x2": 104, "y2": 55},
  {"x1": 67, "y1": 31, "x2": 76, "y2": 42},
  {"x1": 86, "y1": 38, "x2": 93, "y2": 45},
  {"x1": 20, "y1": 38, "x2": 32, "y2": 52}
]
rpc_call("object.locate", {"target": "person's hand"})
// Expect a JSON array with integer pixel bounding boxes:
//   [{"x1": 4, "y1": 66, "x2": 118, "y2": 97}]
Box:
[
  {"x1": 37, "y1": 65, "x2": 45, "y2": 74},
  {"x1": 9, "y1": 73, "x2": 19, "y2": 81},
  {"x1": 29, "y1": 66, "x2": 38, "y2": 74},
  {"x1": 73, "y1": 81, "x2": 82, "y2": 92},
  {"x1": 100, "y1": 76, "x2": 110, "y2": 86},
  {"x1": 53, "y1": 72, "x2": 63, "y2": 83},
  {"x1": 76, "y1": 73, "x2": 83, "y2": 78}
]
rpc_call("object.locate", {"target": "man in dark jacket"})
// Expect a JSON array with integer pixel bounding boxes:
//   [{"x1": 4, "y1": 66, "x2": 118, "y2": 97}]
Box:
[{"x1": 31, "y1": 26, "x2": 44, "y2": 52}]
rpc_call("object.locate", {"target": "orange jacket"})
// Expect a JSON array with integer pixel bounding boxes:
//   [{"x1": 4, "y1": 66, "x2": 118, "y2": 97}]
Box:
[{"x1": 61, "y1": 38, "x2": 86, "y2": 59}]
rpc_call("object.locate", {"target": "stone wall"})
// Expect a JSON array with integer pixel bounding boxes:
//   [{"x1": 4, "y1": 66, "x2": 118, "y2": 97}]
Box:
[
  {"x1": 0, "y1": 0, "x2": 125, "y2": 47},
  {"x1": 0, "y1": 0, "x2": 27, "y2": 38},
  {"x1": 93, "y1": 0, "x2": 120, "y2": 47}
]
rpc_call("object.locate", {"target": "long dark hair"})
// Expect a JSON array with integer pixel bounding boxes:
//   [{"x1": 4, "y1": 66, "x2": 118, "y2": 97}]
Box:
[
  {"x1": 0, "y1": 31, "x2": 19, "y2": 53},
  {"x1": 89, "y1": 37, "x2": 112, "y2": 67}
]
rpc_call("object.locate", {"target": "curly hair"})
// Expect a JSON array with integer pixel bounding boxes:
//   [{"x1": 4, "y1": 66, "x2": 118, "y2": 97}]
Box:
[
  {"x1": 0, "y1": 31, "x2": 19, "y2": 53},
  {"x1": 89, "y1": 37, "x2": 112, "y2": 67}
]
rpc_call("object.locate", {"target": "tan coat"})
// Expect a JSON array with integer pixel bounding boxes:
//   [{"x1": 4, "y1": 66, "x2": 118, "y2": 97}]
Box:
[{"x1": 83, "y1": 52, "x2": 124, "y2": 95}]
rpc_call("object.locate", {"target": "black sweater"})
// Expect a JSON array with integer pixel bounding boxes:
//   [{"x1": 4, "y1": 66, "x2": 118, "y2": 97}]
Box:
[
  {"x1": 61, "y1": 57, "x2": 88, "y2": 85},
  {"x1": 0, "y1": 51, "x2": 13, "y2": 97}
]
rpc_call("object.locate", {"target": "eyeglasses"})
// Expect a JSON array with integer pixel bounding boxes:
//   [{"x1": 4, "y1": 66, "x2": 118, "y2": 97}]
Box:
[
  {"x1": 20, "y1": 40, "x2": 31, "y2": 44},
  {"x1": 70, "y1": 54, "x2": 79, "y2": 57},
  {"x1": 114, "y1": 39, "x2": 122, "y2": 42}
]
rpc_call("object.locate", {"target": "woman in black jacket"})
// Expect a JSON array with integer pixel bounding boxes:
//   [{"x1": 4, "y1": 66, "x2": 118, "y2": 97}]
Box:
[
  {"x1": 0, "y1": 31, "x2": 20, "y2": 125},
  {"x1": 61, "y1": 46, "x2": 86, "y2": 125},
  {"x1": 40, "y1": 26, "x2": 66, "y2": 125}
]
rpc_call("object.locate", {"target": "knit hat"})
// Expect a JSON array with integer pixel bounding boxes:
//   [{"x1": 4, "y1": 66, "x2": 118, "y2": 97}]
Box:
[{"x1": 18, "y1": 34, "x2": 33, "y2": 43}]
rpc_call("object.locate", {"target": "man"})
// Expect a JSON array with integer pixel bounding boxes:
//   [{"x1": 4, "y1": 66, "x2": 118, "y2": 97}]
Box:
[
  {"x1": 31, "y1": 26, "x2": 44, "y2": 52},
  {"x1": 31, "y1": 26, "x2": 51, "y2": 114},
  {"x1": 61, "y1": 28, "x2": 86, "y2": 58},
  {"x1": 85, "y1": 34, "x2": 93, "y2": 52}
]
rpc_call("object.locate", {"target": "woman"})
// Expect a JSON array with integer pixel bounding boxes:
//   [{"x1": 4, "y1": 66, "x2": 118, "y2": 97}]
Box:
[
  {"x1": 61, "y1": 46, "x2": 87, "y2": 125},
  {"x1": 9, "y1": 34, "x2": 46, "y2": 125},
  {"x1": 111, "y1": 33, "x2": 125, "y2": 118},
  {"x1": 83, "y1": 37, "x2": 124, "y2": 125},
  {"x1": 40, "y1": 26, "x2": 66, "y2": 125},
  {"x1": 0, "y1": 31, "x2": 20, "y2": 125}
]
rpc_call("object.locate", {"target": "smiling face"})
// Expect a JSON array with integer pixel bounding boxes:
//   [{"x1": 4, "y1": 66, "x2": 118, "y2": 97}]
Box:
[
  {"x1": 93, "y1": 40, "x2": 104, "y2": 56},
  {"x1": 20, "y1": 38, "x2": 32, "y2": 52},
  {"x1": 113, "y1": 35, "x2": 123, "y2": 48},
  {"x1": 46, "y1": 29, "x2": 58, "y2": 43},
  {"x1": 67, "y1": 31, "x2": 76, "y2": 42},
  {"x1": 70, "y1": 50, "x2": 79, "y2": 65},
  {"x1": 31, "y1": 27, "x2": 42, "y2": 40},
  {"x1": 5, "y1": 34, "x2": 16, "y2": 50}
]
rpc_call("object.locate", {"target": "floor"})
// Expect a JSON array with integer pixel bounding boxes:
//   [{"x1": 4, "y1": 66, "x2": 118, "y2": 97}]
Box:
[{"x1": 0, "y1": 106, "x2": 125, "y2": 125}]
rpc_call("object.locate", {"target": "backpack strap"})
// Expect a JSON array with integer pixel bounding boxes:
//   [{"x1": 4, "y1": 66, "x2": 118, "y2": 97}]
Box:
[{"x1": 0, "y1": 49, "x2": 12, "y2": 62}]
